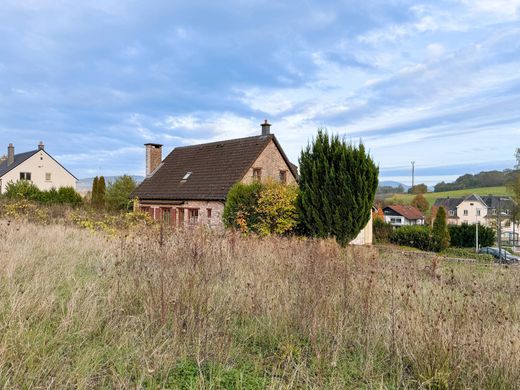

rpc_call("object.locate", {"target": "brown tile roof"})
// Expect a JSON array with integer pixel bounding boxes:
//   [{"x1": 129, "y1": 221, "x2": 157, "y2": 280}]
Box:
[
  {"x1": 384, "y1": 204, "x2": 424, "y2": 220},
  {"x1": 132, "y1": 134, "x2": 297, "y2": 201}
]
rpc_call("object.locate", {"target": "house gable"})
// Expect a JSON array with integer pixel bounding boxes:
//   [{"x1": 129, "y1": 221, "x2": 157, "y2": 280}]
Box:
[
  {"x1": 0, "y1": 149, "x2": 77, "y2": 193},
  {"x1": 241, "y1": 139, "x2": 297, "y2": 185}
]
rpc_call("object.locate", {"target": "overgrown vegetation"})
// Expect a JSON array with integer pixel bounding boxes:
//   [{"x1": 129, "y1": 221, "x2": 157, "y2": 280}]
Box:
[
  {"x1": 1, "y1": 220, "x2": 519, "y2": 388},
  {"x1": 298, "y1": 130, "x2": 378, "y2": 246}
]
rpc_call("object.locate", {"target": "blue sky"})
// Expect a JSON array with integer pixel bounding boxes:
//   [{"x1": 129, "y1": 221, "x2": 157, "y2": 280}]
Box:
[{"x1": 0, "y1": 0, "x2": 519, "y2": 185}]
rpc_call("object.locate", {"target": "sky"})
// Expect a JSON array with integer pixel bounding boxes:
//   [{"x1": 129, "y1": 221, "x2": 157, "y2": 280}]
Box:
[{"x1": 0, "y1": 0, "x2": 519, "y2": 185}]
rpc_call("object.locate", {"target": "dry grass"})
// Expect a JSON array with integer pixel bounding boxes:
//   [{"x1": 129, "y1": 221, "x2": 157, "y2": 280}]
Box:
[{"x1": 1, "y1": 221, "x2": 520, "y2": 389}]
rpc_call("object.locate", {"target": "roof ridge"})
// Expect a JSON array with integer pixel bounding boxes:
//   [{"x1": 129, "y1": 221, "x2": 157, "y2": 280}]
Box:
[{"x1": 174, "y1": 134, "x2": 272, "y2": 150}]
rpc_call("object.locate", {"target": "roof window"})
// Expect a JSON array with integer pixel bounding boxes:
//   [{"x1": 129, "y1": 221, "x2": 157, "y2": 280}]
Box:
[{"x1": 181, "y1": 172, "x2": 192, "y2": 182}]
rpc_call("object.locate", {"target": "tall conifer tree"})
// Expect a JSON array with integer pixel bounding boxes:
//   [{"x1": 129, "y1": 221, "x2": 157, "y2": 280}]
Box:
[
  {"x1": 298, "y1": 130, "x2": 379, "y2": 246},
  {"x1": 98, "y1": 176, "x2": 106, "y2": 209},
  {"x1": 91, "y1": 176, "x2": 99, "y2": 207}
]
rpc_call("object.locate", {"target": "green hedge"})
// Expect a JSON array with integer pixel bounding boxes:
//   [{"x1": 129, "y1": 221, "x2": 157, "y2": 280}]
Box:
[
  {"x1": 448, "y1": 224, "x2": 495, "y2": 248},
  {"x1": 390, "y1": 225, "x2": 432, "y2": 251},
  {"x1": 3, "y1": 180, "x2": 82, "y2": 206}
]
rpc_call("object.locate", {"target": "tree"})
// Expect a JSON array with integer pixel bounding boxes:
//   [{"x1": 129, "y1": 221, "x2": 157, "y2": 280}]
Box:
[
  {"x1": 431, "y1": 206, "x2": 450, "y2": 252},
  {"x1": 105, "y1": 175, "x2": 137, "y2": 211},
  {"x1": 298, "y1": 130, "x2": 379, "y2": 246},
  {"x1": 408, "y1": 183, "x2": 427, "y2": 194},
  {"x1": 91, "y1": 176, "x2": 99, "y2": 206},
  {"x1": 411, "y1": 193, "x2": 429, "y2": 213},
  {"x1": 98, "y1": 176, "x2": 106, "y2": 208}
]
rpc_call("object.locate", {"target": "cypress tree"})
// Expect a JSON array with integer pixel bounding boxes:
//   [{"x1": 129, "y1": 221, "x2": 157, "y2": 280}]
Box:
[
  {"x1": 98, "y1": 176, "x2": 106, "y2": 209},
  {"x1": 298, "y1": 130, "x2": 379, "y2": 246},
  {"x1": 432, "y1": 206, "x2": 450, "y2": 251},
  {"x1": 91, "y1": 176, "x2": 99, "y2": 207}
]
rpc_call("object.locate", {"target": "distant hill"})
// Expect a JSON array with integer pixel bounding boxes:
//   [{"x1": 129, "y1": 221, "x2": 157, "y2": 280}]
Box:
[
  {"x1": 434, "y1": 169, "x2": 517, "y2": 192},
  {"x1": 77, "y1": 175, "x2": 144, "y2": 194},
  {"x1": 379, "y1": 181, "x2": 410, "y2": 191},
  {"x1": 386, "y1": 186, "x2": 511, "y2": 208}
]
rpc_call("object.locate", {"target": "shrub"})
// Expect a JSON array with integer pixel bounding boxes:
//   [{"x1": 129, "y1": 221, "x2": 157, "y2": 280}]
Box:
[
  {"x1": 448, "y1": 224, "x2": 495, "y2": 248},
  {"x1": 3, "y1": 181, "x2": 82, "y2": 206},
  {"x1": 390, "y1": 225, "x2": 431, "y2": 251},
  {"x1": 373, "y1": 218, "x2": 393, "y2": 243},
  {"x1": 223, "y1": 182, "x2": 263, "y2": 233},
  {"x1": 298, "y1": 130, "x2": 378, "y2": 246},
  {"x1": 223, "y1": 182, "x2": 299, "y2": 236}
]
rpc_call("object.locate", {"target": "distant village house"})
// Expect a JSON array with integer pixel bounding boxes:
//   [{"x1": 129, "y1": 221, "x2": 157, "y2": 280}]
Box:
[
  {"x1": 434, "y1": 194, "x2": 519, "y2": 243},
  {"x1": 383, "y1": 204, "x2": 425, "y2": 227},
  {"x1": 132, "y1": 121, "x2": 374, "y2": 245},
  {"x1": 0, "y1": 142, "x2": 77, "y2": 194}
]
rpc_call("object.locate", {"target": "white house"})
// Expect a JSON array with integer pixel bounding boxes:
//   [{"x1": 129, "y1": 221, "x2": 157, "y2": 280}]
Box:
[
  {"x1": 383, "y1": 205, "x2": 425, "y2": 227},
  {"x1": 434, "y1": 194, "x2": 519, "y2": 244},
  {"x1": 0, "y1": 142, "x2": 77, "y2": 194}
]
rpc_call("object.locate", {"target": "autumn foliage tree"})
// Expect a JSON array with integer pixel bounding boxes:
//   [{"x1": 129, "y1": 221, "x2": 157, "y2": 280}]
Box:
[{"x1": 411, "y1": 193, "x2": 429, "y2": 213}]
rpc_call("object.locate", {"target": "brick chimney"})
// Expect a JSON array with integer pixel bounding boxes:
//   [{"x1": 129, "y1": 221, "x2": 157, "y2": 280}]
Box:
[
  {"x1": 7, "y1": 143, "x2": 14, "y2": 166},
  {"x1": 145, "y1": 143, "x2": 163, "y2": 177},
  {"x1": 261, "y1": 119, "x2": 271, "y2": 136},
  {"x1": 38, "y1": 141, "x2": 45, "y2": 151}
]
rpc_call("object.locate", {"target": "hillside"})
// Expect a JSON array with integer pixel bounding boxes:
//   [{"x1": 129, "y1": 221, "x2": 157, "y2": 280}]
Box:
[{"x1": 386, "y1": 186, "x2": 511, "y2": 207}]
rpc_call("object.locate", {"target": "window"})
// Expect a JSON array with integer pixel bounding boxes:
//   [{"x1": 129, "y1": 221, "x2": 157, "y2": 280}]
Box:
[
  {"x1": 390, "y1": 217, "x2": 402, "y2": 224},
  {"x1": 476, "y1": 209, "x2": 481, "y2": 216},
  {"x1": 189, "y1": 209, "x2": 199, "y2": 224},
  {"x1": 449, "y1": 210, "x2": 455, "y2": 216},
  {"x1": 162, "y1": 208, "x2": 171, "y2": 225},
  {"x1": 253, "y1": 168, "x2": 262, "y2": 183},
  {"x1": 178, "y1": 208, "x2": 185, "y2": 225},
  {"x1": 20, "y1": 172, "x2": 32, "y2": 181},
  {"x1": 463, "y1": 210, "x2": 468, "y2": 216},
  {"x1": 181, "y1": 172, "x2": 192, "y2": 182},
  {"x1": 279, "y1": 170, "x2": 287, "y2": 184},
  {"x1": 207, "y1": 208, "x2": 212, "y2": 219},
  {"x1": 45, "y1": 172, "x2": 52, "y2": 181}
]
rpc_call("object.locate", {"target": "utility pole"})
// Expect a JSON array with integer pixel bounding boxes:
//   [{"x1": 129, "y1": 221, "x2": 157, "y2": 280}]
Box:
[
  {"x1": 475, "y1": 208, "x2": 479, "y2": 253},
  {"x1": 411, "y1": 161, "x2": 415, "y2": 190},
  {"x1": 498, "y1": 199, "x2": 502, "y2": 262}
]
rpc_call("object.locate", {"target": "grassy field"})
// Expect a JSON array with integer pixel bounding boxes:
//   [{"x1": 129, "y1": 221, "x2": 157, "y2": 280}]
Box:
[
  {"x1": 386, "y1": 186, "x2": 510, "y2": 207},
  {"x1": 1, "y1": 220, "x2": 520, "y2": 388}
]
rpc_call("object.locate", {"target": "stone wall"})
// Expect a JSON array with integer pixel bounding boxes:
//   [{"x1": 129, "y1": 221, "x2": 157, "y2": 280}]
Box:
[{"x1": 241, "y1": 140, "x2": 297, "y2": 185}]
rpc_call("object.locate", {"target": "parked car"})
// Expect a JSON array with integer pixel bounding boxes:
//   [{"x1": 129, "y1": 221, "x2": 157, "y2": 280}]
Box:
[{"x1": 479, "y1": 247, "x2": 520, "y2": 264}]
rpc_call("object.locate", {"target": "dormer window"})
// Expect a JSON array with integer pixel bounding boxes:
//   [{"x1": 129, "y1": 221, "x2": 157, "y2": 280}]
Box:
[{"x1": 181, "y1": 172, "x2": 192, "y2": 182}]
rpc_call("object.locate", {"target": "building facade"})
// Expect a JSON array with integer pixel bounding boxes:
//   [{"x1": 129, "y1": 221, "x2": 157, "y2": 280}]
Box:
[
  {"x1": 132, "y1": 121, "x2": 374, "y2": 245},
  {"x1": 0, "y1": 142, "x2": 77, "y2": 194}
]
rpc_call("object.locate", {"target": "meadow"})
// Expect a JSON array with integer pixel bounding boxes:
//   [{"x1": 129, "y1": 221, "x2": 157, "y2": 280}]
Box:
[
  {"x1": 1, "y1": 218, "x2": 520, "y2": 389},
  {"x1": 386, "y1": 186, "x2": 510, "y2": 207}
]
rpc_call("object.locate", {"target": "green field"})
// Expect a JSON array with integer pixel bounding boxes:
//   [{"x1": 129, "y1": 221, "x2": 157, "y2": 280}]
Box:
[{"x1": 386, "y1": 186, "x2": 511, "y2": 207}]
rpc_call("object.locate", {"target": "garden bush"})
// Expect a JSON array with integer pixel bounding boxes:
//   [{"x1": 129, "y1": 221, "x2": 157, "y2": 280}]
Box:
[
  {"x1": 373, "y1": 217, "x2": 393, "y2": 243},
  {"x1": 448, "y1": 224, "x2": 495, "y2": 248},
  {"x1": 3, "y1": 180, "x2": 82, "y2": 206},
  {"x1": 390, "y1": 225, "x2": 432, "y2": 251}
]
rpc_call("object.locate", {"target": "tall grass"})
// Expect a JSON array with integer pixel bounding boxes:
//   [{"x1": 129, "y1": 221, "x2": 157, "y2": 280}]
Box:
[{"x1": 1, "y1": 221, "x2": 520, "y2": 388}]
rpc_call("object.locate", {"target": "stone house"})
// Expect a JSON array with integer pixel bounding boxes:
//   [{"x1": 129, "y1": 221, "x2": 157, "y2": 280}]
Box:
[
  {"x1": 0, "y1": 142, "x2": 77, "y2": 194},
  {"x1": 132, "y1": 121, "x2": 373, "y2": 245}
]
